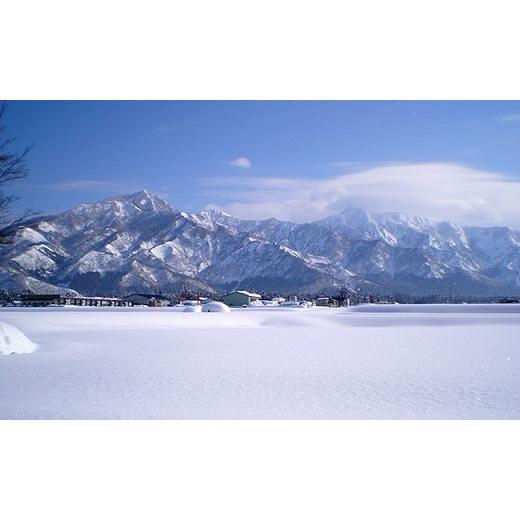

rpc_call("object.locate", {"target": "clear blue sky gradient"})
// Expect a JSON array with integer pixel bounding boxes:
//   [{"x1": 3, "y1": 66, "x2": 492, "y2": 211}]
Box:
[{"x1": 5, "y1": 101, "x2": 520, "y2": 215}]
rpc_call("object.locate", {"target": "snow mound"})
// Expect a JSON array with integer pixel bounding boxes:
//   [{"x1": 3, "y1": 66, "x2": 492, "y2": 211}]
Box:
[
  {"x1": 0, "y1": 322, "x2": 37, "y2": 355},
  {"x1": 202, "y1": 302, "x2": 231, "y2": 312},
  {"x1": 183, "y1": 305, "x2": 202, "y2": 313}
]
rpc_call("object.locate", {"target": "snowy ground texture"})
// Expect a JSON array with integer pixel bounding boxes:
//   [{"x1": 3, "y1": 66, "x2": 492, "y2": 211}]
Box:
[{"x1": 1, "y1": 304, "x2": 519, "y2": 419}]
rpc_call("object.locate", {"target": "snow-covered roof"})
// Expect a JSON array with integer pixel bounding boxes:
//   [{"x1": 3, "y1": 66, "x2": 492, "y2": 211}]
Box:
[{"x1": 227, "y1": 290, "x2": 261, "y2": 298}]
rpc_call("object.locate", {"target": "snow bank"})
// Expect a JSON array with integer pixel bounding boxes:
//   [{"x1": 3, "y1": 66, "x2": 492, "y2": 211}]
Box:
[
  {"x1": 350, "y1": 303, "x2": 520, "y2": 314},
  {"x1": 0, "y1": 321, "x2": 37, "y2": 355}
]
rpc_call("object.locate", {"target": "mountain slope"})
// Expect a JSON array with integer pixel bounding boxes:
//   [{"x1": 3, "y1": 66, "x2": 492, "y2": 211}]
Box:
[
  {"x1": 1, "y1": 191, "x2": 519, "y2": 297},
  {"x1": 1, "y1": 191, "x2": 354, "y2": 296}
]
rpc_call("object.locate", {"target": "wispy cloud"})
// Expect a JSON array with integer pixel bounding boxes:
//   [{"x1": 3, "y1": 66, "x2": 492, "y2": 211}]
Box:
[
  {"x1": 46, "y1": 180, "x2": 141, "y2": 193},
  {"x1": 202, "y1": 163, "x2": 520, "y2": 228},
  {"x1": 495, "y1": 114, "x2": 520, "y2": 123},
  {"x1": 329, "y1": 160, "x2": 407, "y2": 170},
  {"x1": 330, "y1": 161, "x2": 369, "y2": 169},
  {"x1": 229, "y1": 157, "x2": 252, "y2": 169}
]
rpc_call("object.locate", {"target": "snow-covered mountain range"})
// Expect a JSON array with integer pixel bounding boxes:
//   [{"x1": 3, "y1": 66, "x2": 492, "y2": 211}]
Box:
[{"x1": 1, "y1": 190, "x2": 519, "y2": 297}]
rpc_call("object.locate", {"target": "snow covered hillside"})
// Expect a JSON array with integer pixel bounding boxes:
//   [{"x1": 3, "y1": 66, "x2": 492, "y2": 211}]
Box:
[
  {"x1": 0, "y1": 304, "x2": 519, "y2": 419},
  {"x1": 1, "y1": 190, "x2": 520, "y2": 296}
]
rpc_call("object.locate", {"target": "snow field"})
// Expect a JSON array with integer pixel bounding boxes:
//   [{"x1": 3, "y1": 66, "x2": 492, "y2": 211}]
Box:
[{"x1": 0, "y1": 304, "x2": 519, "y2": 419}]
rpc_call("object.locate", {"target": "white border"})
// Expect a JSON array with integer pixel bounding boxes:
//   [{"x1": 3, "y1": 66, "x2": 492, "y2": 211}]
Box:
[
  {"x1": 2, "y1": 1, "x2": 520, "y2": 518},
  {"x1": 2, "y1": 0, "x2": 520, "y2": 100},
  {"x1": 1, "y1": 421, "x2": 519, "y2": 519}
]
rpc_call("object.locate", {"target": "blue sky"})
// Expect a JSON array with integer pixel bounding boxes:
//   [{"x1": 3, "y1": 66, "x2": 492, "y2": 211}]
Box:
[{"x1": 5, "y1": 101, "x2": 520, "y2": 226}]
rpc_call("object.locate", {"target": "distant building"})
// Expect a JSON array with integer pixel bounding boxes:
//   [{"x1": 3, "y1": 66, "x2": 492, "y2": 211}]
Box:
[
  {"x1": 20, "y1": 294, "x2": 62, "y2": 306},
  {"x1": 123, "y1": 293, "x2": 171, "y2": 306},
  {"x1": 316, "y1": 297, "x2": 338, "y2": 308},
  {"x1": 222, "y1": 290, "x2": 261, "y2": 307}
]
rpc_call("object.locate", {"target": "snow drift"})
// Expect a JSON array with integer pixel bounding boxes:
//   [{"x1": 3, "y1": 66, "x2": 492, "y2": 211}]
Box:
[
  {"x1": 0, "y1": 322, "x2": 37, "y2": 355},
  {"x1": 183, "y1": 305, "x2": 202, "y2": 312}
]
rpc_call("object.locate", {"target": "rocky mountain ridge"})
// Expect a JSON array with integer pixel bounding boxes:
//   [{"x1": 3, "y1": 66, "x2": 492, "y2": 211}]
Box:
[{"x1": 1, "y1": 190, "x2": 519, "y2": 297}]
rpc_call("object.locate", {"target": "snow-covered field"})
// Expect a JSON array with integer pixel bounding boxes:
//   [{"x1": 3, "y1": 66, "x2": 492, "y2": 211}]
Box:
[{"x1": 1, "y1": 304, "x2": 519, "y2": 419}]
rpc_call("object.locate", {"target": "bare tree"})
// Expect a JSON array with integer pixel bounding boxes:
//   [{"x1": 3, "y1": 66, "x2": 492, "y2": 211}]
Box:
[{"x1": 0, "y1": 102, "x2": 35, "y2": 244}]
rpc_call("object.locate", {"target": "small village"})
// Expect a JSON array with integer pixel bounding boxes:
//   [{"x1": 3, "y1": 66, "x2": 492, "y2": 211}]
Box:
[
  {"x1": 2, "y1": 288, "x2": 517, "y2": 309},
  {"x1": 2, "y1": 290, "x2": 349, "y2": 309}
]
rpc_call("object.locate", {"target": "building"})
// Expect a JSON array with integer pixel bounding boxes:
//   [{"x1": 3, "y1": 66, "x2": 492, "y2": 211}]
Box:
[
  {"x1": 19, "y1": 294, "x2": 62, "y2": 306},
  {"x1": 19, "y1": 294, "x2": 132, "y2": 307},
  {"x1": 316, "y1": 297, "x2": 338, "y2": 308},
  {"x1": 222, "y1": 290, "x2": 261, "y2": 307},
  {"x1": 123, "y1": 293, "x2": 171, "y2": 306}
]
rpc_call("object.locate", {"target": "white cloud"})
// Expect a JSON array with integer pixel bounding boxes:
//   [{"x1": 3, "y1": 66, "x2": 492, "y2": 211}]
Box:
[
  {"x1": 330, "y1": 161, "x2": 379, "y2": 169},
  {"x1": 205, "y1": 163, "x2": 520, "y2": 228},
  {"x1": 229, "y1": 157, "x2": 252, "y2": 169}
]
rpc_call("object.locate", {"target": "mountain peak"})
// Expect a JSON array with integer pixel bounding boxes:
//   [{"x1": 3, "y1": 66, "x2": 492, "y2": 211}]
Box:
[
  {"x1": 201, "y1": 206, "x2": 233, "y2": 219},
  {"x1": 317, "y1": 206, "x2": 374, "y2": 228},
  {"x1": 116, "y1": 190, "x2": 174, "y2": 213},
  {"x1": 338, "y1": 206, "x2": 373, "y2": 221}
]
